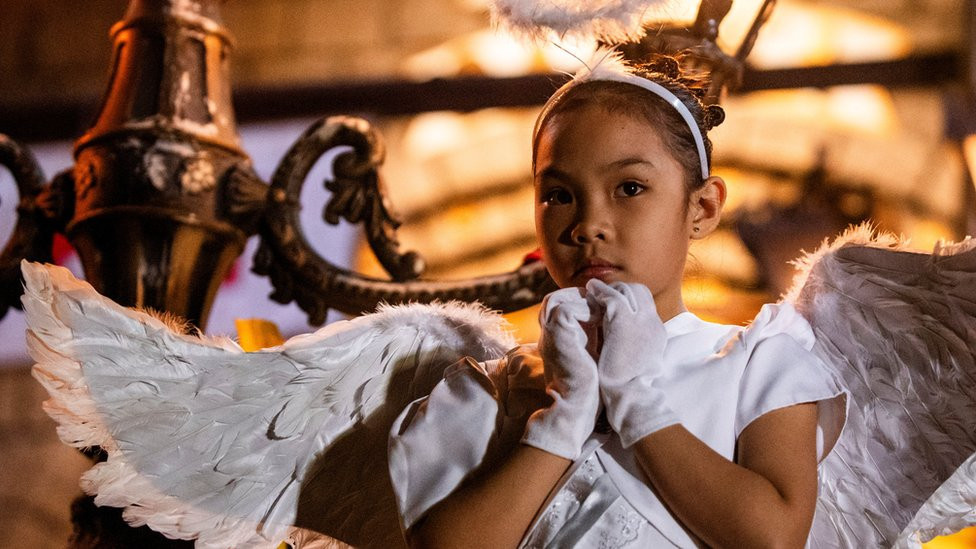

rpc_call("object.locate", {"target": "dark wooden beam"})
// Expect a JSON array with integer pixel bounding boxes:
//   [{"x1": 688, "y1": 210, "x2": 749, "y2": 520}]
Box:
[
  {"x1": 232, "y1": 73, "x2": 568, "y2": 121},
  {"x1": 739, "y1": 52, "x2": 961, "y2": 92},
  {"x1": 0, "y1": 51, "x2": 963, "y2": 144}
]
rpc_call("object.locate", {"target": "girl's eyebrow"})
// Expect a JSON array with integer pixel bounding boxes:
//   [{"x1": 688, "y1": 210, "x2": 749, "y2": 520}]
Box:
[
  {"x1": 535, "y1": 165, "x2": 573, "y2": 181},
  {"x1": 608, "y1": 157, "x2": 656, "y2": 169},
  {"x1": 535, "y1": 158, "x2": 655, "y2": 180}
]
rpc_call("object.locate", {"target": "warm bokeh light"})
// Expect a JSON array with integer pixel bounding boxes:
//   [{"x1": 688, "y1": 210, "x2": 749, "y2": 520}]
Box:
[
  {"x1": 749, "y1": 2, "x2": 911, "y2": 68},
  {"x1": 404, "y1": 111, "x2": 470, "y2": 161},
  {"x1": 638, "y1": 0, "x2": 701, "y2": 26},
  {"x1": 469, "y1": 30, "x2": 538, "y2": 77},
  {"x1": 402, "y1": 29, "x2": 544, "y2": 80},
  {"x1": 964, "y1": 135, "x2": 976, "y2": 187},
  {"x1": 923, "y1": 527, "x2": 976, "y2": 549},
  {"x1": 503, "y1": 303, "x2": 542, "y2": 343},
  {"x1": 717, "y1": 0, "x2": 772, "y2": 53},
  {"x1": 235, "y1": 318, "x2": 284, "y2": 351},
  {"x1": 391, "y1": 107, "x2": 535, "y2": 215},
  {"x1": 826, "y1": 85, "x2": 899, "y2": 137}
]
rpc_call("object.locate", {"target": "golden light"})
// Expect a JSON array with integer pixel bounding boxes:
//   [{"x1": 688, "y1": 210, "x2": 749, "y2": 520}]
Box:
[
  {"x1": 394, "y1": 0, "x2": 958, "y2": 337},
  {"x1": 749, "y1": 2, "x2": 911, "y2": 68},
  {"x1": 404, "y1": 111, "x2": 469, "y2": 161},
  {"x1": 469, "y1": 30, "x2": 537, "y2": 77},
  {"x1": 636, "y1": 0, "x2": 772, "y2": 56},
  {"x1": 401, "y1": 29, "x2": 542, "y2": 80},
  {"x1": 395, "y1": 188, "x2": 534, "y2": 267},
  {"x1": 401, "y1": 46, "x2": 464, "y2": 81},
  {"x1": 826, "y1": 85, "x2": 899, "y2": 137},
  {"x1": 391, "y1": 107, "x2": 535, "y2": 214},
  {"x1": 908, "y1": 219, "x2": 956, "y2": 252},
  {"x1": 638, "y1": 0, "x2": 701, "y2": 26},
  {"x1": 718, "y1": 0, "x2": 774, "y2": 53},
  {"x1": 923, "y1": 527, "x2": 976, "y2": 548},
  {"x1": 964, "y1": 135, "x2": 976, "y2": 186}
]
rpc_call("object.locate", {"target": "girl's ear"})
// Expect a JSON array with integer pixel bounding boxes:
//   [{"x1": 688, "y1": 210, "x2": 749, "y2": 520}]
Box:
[{"x1": 689, "y1": 176, "x2": 727, "y2": 239}]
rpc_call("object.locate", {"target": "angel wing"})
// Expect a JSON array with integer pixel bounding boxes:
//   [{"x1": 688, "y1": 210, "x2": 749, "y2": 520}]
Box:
[
  {"x1": 783, "y1": 225, "x2": 976, "y2": 547},
  {"x1": 22, "y1": 261, "x2": 515, "y2": 548}
]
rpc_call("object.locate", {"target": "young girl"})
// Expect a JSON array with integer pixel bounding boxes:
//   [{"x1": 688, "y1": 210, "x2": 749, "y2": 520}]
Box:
[{"x1": 389, "y1": 53, "x2": 847, "y2": 548}]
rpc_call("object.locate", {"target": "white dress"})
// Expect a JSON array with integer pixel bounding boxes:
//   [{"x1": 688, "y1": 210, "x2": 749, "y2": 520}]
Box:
[{"x1": 388, "y1": 303, "x2": 848, "y2": 548}]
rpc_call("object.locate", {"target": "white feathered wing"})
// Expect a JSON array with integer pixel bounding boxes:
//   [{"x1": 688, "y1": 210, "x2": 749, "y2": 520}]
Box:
[
  {"x1": 22, "y1": 261, "x2": 515, "y2": 548},
  {"x1": 783, "y1": 226, "x2": 976, "y2": 547}
]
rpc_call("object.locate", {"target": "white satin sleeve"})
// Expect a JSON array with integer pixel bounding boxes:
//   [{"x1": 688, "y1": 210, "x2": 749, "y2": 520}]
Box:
[
  {"x1": 388, "y1": 356, "x2": 503, "y2": 529},
  {"x1": 388, "y1": 346, "x2": 547, "y2": 530},
  {"x1": 735, "y1": 303, "x2": 849, "y2": 462}
]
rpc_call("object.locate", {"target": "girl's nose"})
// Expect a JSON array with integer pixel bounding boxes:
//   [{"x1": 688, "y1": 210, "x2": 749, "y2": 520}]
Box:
[{"x1": 570, "y1": 221, "x2": 607, "y2": 243}]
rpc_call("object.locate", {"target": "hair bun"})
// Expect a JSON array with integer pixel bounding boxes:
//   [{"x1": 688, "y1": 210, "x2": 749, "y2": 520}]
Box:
[
  {"x1": 644, "y1": 56, "x2": 681, "y2": 80},
  {"x1": 704, "y1": 104, "x2": 725, "y2": 130}
]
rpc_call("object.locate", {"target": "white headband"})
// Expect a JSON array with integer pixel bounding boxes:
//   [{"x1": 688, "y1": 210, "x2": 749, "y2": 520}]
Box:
[{"x1": 534, "y1": 51, "x2": 710, "y2": 179}]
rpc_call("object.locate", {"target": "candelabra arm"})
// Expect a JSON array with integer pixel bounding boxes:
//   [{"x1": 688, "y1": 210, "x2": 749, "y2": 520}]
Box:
[
  {"x1": 0, "y1": 134, "x2": 69, "y2": 319},
  {"x1": 254, "y1": 116, "x2": 556, "y2": 325}
]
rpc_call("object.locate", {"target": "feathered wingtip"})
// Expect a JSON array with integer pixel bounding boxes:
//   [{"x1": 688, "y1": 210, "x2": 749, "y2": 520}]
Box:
[
  {"x1": 781, "y1": 222, "x2": 976, "y2": 305},
  {"x1": 373, "y1": 300, "x2": 518, "y2": 357},
  {"x1": 20, "y1": 260, "x2": 114, "y2": 452},
  {"x1": 489, "y1": 0, "x2": 676, "y2": 44},
  {"x1": 782, "y1": 223, "x2": 889, "y2": 305},
  {"x1": 21, "y1": 259, "x2": 83, "y2": 301}
]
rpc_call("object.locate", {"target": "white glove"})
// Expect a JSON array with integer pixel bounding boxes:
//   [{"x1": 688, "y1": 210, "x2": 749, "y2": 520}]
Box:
[
  {"x1": 586, "y1": 279, "x2": 679, "y2": 448},
  {"x1": 521, "y1": 288, "x2": 601, "y2": 460}
]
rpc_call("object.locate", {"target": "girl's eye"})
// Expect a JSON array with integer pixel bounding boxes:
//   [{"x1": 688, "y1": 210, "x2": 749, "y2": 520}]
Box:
[
  {"x1": 543, "y1": 188, "x2": 573, "y2": 205},
  {"x1": 616, "y1": 181, "x2": 646, "y2": 197}
]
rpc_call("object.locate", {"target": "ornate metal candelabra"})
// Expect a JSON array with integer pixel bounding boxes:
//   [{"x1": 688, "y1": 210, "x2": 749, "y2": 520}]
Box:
[{"x1": 0, "y1": 0, "x2": 559, "y2": 333}]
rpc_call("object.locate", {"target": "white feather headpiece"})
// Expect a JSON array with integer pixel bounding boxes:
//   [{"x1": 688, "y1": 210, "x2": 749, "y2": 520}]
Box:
[{"x1": 490, "y1": 0, "x2": 677, "y2": 43}]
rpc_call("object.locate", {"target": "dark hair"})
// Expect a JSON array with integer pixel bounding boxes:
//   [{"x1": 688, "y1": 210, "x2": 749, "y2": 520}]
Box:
[{"x1": 532, "y1": 55, "x2": 725, "y2": 196}]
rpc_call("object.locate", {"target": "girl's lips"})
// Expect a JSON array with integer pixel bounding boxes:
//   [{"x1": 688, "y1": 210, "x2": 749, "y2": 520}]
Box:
[{"x1": 573, "y1": 260, "x2": 621, "y2": 281}]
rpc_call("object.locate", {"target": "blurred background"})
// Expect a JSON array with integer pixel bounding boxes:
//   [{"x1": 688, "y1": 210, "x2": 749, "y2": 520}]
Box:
[{"x1": 1, "y1": 0, "x2": 975, "y2": 545}]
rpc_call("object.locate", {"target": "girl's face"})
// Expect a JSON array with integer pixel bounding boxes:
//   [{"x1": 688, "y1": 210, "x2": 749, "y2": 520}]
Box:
[{"x1": 534, "y1": 104, "x2": 720, "y2": 321}]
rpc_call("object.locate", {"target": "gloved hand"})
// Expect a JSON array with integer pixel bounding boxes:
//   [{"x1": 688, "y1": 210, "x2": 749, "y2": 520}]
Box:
[
  {"x1": 586, "y1": 279, "x2": 679, "y2": 448},
  {"x1": 521, "y1": 287, "x2": 601, "y2": 460}
]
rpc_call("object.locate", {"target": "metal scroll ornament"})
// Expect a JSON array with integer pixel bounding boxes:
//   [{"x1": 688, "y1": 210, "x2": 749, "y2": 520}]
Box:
[
  {"x1": 254, "y1": 115, "x2": 556, "y2": 326},
  {"x1": 0, "y1": 136, "x2": 57, "y2": 319}
]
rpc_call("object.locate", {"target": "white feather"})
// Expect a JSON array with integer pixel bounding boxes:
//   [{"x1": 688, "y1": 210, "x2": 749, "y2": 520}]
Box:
[
  {"x1": 782, "y1": 225, "x2": 976, "y2": 545},
  {"x1": 490, "y1": 0, "x2": 677, "y2": 43},
  {"x1": 21, "y1": 261, "x2": 515, "y2": 548}
]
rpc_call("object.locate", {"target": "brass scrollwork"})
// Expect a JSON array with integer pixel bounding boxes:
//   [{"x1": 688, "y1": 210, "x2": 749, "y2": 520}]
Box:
[
  {"x1": 254, "y1": 115, "x2": 556, "y2": 325},
  {"x1": 0, "y1": 134, "x2": 63, "y2": 318}
]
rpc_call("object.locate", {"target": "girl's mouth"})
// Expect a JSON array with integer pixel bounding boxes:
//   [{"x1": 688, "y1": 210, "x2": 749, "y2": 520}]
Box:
[{"x1": 573, "y1": 259, "x2": 621, "y2": 281}]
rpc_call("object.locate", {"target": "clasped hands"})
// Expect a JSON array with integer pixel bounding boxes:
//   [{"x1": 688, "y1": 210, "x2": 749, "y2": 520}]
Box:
[{"x1": 521, "y1": 279, "x2": 679, "y2": 460}]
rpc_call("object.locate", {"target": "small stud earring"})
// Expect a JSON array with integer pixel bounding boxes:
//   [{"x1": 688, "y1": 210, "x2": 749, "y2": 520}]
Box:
[{"x1": 693, "y1": 226, "x2": 700, "y2": 233}]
